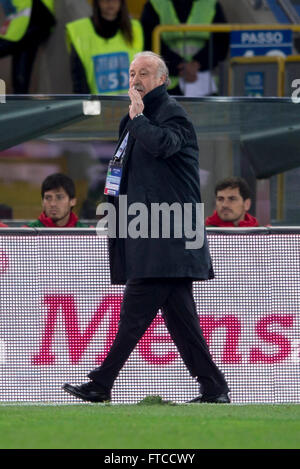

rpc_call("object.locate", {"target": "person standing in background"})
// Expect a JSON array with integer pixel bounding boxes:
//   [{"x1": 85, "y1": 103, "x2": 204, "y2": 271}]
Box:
[
  {"x1": 0, "y1": 0, "x2": 55, "y2": 93},
  {"x1": 140, "y1": 0, "x2": 229, "y2": 96},
  {"x1": 66, "y1": 0, "x2": 144, "y2": 95}
]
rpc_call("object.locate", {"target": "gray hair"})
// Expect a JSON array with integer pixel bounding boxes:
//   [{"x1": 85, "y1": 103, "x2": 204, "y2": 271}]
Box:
[{"x1": 132, "y1": 51, "x2": 170, "y2": 86}]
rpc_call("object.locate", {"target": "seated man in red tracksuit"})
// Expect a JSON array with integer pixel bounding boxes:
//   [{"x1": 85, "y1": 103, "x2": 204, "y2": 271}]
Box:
[
  {"x1": 206, "y1": 177, "x2": 259, "y2": 228},
  {"x1": 27, "y1": 173, "x2": 87, "y2": 228}
]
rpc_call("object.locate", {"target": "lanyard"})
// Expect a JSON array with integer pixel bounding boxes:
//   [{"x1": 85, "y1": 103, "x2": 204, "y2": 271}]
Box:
[
  {"x1": 104, "y1": 131, "x2": 129, "y2": 197},
  {"x1": 113, "y1": 131, "x2": 129, "y2": 163}
]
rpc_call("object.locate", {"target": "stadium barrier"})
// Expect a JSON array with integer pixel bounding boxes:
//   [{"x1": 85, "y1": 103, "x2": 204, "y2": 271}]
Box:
[
  {"x1": 152, "y1": 23, "x2": 300, "y2": 55},
  {"x1": 0, "y1": 227, "x2": 299, "y2": 404}
]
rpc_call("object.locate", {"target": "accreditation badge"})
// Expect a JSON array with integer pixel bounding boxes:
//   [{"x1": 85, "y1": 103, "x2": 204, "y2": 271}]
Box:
[{"x1": 104, "y1": 161, "x2": 123, "y2": 197}]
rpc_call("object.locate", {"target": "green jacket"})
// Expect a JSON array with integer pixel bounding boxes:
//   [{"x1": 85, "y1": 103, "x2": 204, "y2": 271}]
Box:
[
  {"x1": 26, "y1": 212, "x2": 88, "y2": 228},
  {"x1": 27, "y1": 219, "x2": 88, "y2": 228}
]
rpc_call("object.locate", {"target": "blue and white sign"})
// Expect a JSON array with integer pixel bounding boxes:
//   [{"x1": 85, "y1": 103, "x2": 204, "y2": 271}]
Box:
[
  {"x1": 244, "y1": 72, "x2": 264, "y2": 97},
  {"x1": 93, "y1": 52, "x2": 129, "y2": 94},
  {"x1": 230, "y1": 30, "x2": 293, "y2": 57}
]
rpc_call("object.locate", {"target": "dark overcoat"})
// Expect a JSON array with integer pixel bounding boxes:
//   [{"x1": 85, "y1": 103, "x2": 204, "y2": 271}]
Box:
[{"x1": 108, "y1": 84, "x2": 214, "y2": 284}]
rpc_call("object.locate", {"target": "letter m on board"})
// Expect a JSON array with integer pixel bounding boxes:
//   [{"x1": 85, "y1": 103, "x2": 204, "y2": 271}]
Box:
[{"x1": 31, "y1": 294, "x2": 123, "y2": 365}]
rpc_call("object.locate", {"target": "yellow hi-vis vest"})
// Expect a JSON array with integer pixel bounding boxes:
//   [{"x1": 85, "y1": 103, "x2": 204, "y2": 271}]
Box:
[
  {"x1": 150, "y1": 0, "x2": 216, "y2": 89},
  {"x1": 66, "y1": 18, "x2": 144, "y2": 95},
  {"x1": 0, "y1": 0, "x2": 54, "y2": 42},
  {"x1": 40, "y1": 0, "x2": 54, "y2": 15}
]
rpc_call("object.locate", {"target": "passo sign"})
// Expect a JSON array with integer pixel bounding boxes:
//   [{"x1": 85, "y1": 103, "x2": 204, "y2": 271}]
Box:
[{"x1": 230, "y1": 29, "x2": 293, "y2": 57}]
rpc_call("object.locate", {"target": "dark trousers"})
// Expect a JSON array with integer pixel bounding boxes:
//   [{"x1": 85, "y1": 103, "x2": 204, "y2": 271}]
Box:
[{"x1": 89, "y1": 278, "x2": 229, "y2": 395}]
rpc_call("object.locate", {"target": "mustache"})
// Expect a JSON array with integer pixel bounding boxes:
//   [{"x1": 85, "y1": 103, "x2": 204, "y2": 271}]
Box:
[{"x1": 133, "y1": 84, "x2": 145, "y2": 92}]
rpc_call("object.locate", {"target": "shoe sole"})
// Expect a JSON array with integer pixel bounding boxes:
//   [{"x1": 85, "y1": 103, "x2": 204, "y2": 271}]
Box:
[
  {"x1": 188, "y1": 394, "x2": 231, "y2": 404},
  {"x1": 62, "y1": 384, "x2": 110, "y2": 403},
  {"x1": 201, "y1": 397, "x2": 230, "y2": 403}
]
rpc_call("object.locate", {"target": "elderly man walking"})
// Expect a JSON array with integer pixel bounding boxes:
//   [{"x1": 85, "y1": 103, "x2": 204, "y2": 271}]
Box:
[{"x1": 63, "y1": 51, "x2": 230, "y2": 404}]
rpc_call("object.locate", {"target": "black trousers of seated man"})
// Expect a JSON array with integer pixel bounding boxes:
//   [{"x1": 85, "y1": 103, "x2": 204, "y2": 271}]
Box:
[{"x1": 88, "y1": 278, "x2": 229, "y2": 396}]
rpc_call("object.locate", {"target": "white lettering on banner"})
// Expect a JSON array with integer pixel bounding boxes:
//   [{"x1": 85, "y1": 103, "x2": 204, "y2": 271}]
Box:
[
  {"x1": 120, "y1": 70, "x2": 129, "y2": 88},
  {"x1": 241, "y1": 32, "x2": 283, "y2": 45},
  {"x1": 108, "y1": 72, "x2": 118, "y2": 91},
  {"x1": 291, "y1": 79, "x2": 300, "y2": 104}
]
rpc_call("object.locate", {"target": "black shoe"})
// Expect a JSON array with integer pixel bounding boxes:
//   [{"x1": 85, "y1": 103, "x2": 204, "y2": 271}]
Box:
[
  {"x1": 62, "y1": 381, "x2": 111, "y2": 403},
  {"x1": 188, "y1": 392, "x2": 230, "y2": 404}
]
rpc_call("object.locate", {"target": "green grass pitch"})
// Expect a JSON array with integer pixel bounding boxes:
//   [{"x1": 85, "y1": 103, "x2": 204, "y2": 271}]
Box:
[{"x1": 0, "y1": 402, "x2": 299, "y2": 449}]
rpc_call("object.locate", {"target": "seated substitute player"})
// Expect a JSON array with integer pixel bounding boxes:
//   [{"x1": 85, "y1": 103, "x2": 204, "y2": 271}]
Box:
[
  {"x1": 27, "y1": 173, "x2": 88, "y2": 228},
  {"x1": 205, "y1": 177, "x2": 259, "y2": 227}
]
